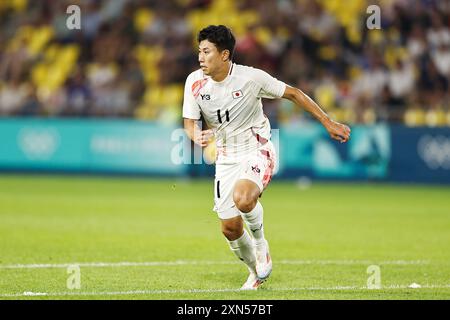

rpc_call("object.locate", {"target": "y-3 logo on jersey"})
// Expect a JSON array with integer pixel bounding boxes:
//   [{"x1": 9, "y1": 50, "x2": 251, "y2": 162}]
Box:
[{"x1": 200, "y1": 94, "x2": 210, "y2": 100}]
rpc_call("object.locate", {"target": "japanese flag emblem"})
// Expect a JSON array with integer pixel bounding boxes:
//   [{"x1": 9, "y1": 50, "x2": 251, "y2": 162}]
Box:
[{"x1": 232, "y1": 90, "x2": 243, "y2": 99}]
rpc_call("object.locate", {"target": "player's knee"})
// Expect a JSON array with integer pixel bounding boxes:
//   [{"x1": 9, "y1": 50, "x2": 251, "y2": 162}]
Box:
[{"x1": 233, "y1": 191, "x2": 257, "y2": 213}]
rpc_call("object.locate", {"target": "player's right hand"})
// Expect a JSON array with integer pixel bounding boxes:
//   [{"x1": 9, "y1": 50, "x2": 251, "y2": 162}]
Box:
[
  {"x1": 325, "y1": 120, "x2": 351, "y2": 143},
  {"x1": 194, "y1": 129, "x2": 214, "y2": 147}
]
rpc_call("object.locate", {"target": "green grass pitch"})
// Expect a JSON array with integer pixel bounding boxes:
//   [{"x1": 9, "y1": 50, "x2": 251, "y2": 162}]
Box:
[{"x1": 0, "y1": 174, "x2": 449, "y2": 300}]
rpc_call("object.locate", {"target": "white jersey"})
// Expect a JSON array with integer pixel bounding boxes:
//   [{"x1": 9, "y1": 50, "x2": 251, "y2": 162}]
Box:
[{"x1": 183, "y1": 63, "x2": 286, "y2": 161}]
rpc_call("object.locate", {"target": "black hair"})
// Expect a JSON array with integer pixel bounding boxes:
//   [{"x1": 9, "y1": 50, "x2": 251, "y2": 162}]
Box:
[{"x1": 197, "y1": 25, "x2": 236, "y2": 60}]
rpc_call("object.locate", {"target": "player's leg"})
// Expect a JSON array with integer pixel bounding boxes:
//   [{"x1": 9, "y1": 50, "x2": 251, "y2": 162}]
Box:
[
  {"x1": 233, "y1": 179, "x2": 266, "y2": 245},
  {"x1": 221, "y1": 216, "x2": 256, "y2": 273},
  {"x1": 219, "y1": 207, "x2": 257, "y2": 276},
  {"x1": 220, "y1": 208, "x2": 263, "y2": 290},
  {"x1": 221, "y1": 215, "x2": 244, "y2": 241},
  {"x1": 233, "y1": 179, "x2": 260, "y2": 213},
  {"x1": 233, "y1": 179, "x2": 272, "y2": 280},
  {"x1": 234, "y1": 143, "x2": 277, "y2": 280},
  {"x1": 214, "y1": 163, "x2": 260, "y2": 289}
]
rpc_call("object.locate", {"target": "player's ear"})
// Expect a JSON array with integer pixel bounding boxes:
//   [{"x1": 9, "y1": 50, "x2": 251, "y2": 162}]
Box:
[{"x1": 222, "y1": 50, "x2": 230, "y2": 61}]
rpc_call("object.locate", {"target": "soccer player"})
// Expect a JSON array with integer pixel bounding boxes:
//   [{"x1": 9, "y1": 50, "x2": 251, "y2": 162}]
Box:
[{"x1": 183, "y1": 25, "x2": 350, "y2": 290}]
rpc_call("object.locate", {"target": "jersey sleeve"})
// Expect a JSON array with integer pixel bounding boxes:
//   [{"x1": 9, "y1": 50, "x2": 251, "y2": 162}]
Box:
[
  {"x1": 252, "y1": 68, "x2": 287, "y2": 99},
  {"x1": 182, "y1": 74, "x2": 201, "y2": 120}
]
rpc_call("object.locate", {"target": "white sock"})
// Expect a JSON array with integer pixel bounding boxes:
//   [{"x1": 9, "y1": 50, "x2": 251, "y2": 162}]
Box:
[
  {"x1": 241, "y1": 201, "x2": 265, "y2": 245},
  {"x1": 227, "y1": 229, "x2": 256, "y2": 274}
]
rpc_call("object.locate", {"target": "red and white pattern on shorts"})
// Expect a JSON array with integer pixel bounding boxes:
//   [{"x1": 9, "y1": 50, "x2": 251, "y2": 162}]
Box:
[{"x1": 260, "y1": 148, "x2": 275, "y2": 189}]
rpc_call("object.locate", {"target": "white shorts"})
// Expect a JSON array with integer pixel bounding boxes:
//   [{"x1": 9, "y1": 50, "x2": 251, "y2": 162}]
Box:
[{"x1": 213, "y1": 141, "x2": 277, "y2": 220}]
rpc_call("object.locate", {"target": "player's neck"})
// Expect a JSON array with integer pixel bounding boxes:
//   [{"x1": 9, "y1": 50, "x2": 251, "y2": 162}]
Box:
[{"x1": 211, "y1": 61, "x2": 232, "y2": 82}]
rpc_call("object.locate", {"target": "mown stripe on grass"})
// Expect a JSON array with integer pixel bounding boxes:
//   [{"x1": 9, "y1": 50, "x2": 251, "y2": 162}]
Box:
[{"x1": 0, "y1": 259, "x2": 431, "y2": 269}]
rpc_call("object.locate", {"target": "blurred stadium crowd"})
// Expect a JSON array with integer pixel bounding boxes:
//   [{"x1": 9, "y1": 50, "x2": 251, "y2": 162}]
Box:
[{"x1": 0, "y1": 0, "x2": 449, "y2": 126}]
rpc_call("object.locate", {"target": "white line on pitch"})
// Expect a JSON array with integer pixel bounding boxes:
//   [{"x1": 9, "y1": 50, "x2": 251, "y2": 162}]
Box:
[
  {"x1": 0, "y1": 259, "x2": 431, "y2": 270},
  {"x1": 1, "y1": 284, "x2": 449, "y2": 298}
]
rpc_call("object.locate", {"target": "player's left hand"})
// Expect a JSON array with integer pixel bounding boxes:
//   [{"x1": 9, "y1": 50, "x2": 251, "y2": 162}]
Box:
[
  {"x1": 325, "y1": 120, "x2": 351, "y2": 143},
  {"x1": 194, "y1": 129, "x2": 215, "y2": 147}
]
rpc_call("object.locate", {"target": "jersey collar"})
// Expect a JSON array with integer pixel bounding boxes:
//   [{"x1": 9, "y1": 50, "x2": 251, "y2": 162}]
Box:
[{"x1": 228, "y1": 62, "x2": 234, "y2": 75}]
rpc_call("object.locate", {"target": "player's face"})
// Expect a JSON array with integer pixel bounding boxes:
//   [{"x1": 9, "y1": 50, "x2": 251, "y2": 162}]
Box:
[{"x1": 198, "y1": 40, "x2": 227, "y2": 76}]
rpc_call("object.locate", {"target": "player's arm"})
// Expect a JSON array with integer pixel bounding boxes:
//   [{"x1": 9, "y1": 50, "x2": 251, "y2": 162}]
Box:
[
  {"x1": 183, "y1": 118, "x2": 214, "y2": 147},
  {"x1": 182, "y1": 73, "x2": 214, "y2": 147},
  {"x1": 282, "y1": 85, "x2": 351, "y2": 143}
]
